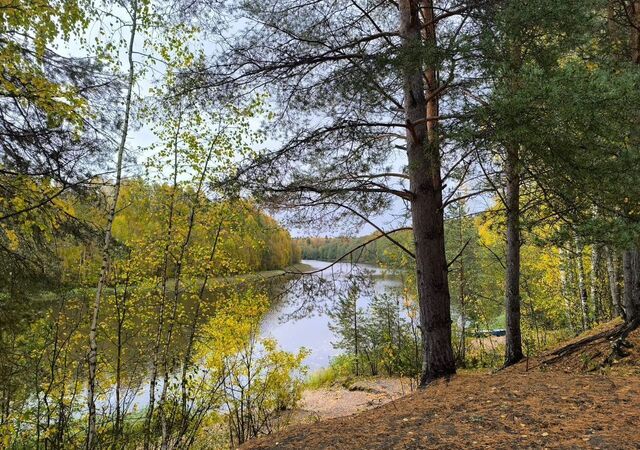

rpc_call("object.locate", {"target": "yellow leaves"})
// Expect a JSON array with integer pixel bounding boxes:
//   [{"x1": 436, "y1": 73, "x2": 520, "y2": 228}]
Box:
[
  {"x1": 10, "y1": 193, "x2": 26, "y2": 211},
  {"x1": 197, "y1": 291, "x2": 271, "y2": 368},
  {"x1": 2, "y1": 227, "x2": 20, "y2": 251},
  {"x1": 55, "y1": 197, "x2": 76, "y2": 219},
  {"x1": 1, "y1": 0, "x2": 84, "y2": 46},
  {"x1": 0, "y1": 425, "x2": 13, "y2": 448},
  {"x1": 477, "y1": 214, "x2": 500, "y2": 247}
]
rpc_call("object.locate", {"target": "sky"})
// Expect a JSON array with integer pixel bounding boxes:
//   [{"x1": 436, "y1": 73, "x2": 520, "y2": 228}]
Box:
[{"x1": 56, "y1": 1, "x2": 491, "y2": 239}]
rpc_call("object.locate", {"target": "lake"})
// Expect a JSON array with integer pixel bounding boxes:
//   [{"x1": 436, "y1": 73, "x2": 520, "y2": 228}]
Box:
[
  {"x1": 100, "y1": 259, "x2": 402, "y2": 409},
  {"x1": 260, "y1": 259, "x2": 403, "y2": 370}
]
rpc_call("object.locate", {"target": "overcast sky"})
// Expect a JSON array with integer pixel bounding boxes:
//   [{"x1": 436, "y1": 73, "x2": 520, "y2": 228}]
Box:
[{"x1": 57, "y1": 4, "x2": 490, "y2": 239}]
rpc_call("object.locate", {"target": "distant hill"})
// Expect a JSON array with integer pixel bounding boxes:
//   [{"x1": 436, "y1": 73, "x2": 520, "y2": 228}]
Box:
[{"x1": 296, "y1": 232, "x2": 413, "y2": 266}]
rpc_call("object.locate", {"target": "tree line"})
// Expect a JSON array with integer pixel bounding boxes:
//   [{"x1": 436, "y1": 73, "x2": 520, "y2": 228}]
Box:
[{"x1": 298, "y1": 237, "x2": 389, "y2": 265}]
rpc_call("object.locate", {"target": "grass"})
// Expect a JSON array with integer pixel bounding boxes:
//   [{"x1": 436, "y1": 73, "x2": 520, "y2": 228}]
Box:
[
  {"x1": 305, "y1": 367, "x2": 344, "y2": 389},
  {"x1": 489, "y1": 312, "x2": 506, "y2": 329},
  {"x1": 304, "y1": 355, "x2": 354, "y2": 389}
]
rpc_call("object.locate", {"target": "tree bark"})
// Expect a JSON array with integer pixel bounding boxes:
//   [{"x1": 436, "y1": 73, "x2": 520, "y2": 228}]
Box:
[
  {"x1": 558, "y1": 247, "x2": 576, "y2": 333},
  {"x1": 504, "y1": 145, "x2": 523, "y2": 366},
  {"x1": 399, "y1": 0, "x2": 455, "y2": 384},
  {"x1": 458, "y1": 212, "x2": 467, "y2": 366},
  {"x1": 353, "y1": 300, "x2": 359, "y2": 377},
  {"x1": 87, "y1": 3, "x2": 137, "y2": 447},
  {"x1": 177, "y1": 218, "x2": 224, "y2": 445},
  {"x1": 113, "y1": 269, "x2": 130, "y2": 448},
  {"x1": 622, "y1": 247, "x2": 640, "y2": 322},
  {"x1": 590, "y1": 244, "x2": 602, "y2": 322},
  {"x1": 144, "y1": 115, "x2": 182, "y2": 450}
]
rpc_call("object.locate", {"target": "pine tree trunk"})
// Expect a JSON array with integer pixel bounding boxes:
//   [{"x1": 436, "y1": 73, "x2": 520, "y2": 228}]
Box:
[
  {"x1": 399, "y1": 0, "x2": 455, "y2": 385},
  {"x1": 504, "y1": 145, "x2": 523, "y2": 366},
  {"x1": 622, "y1": 248, "x2": 640, "y2": 322},
  {"x1": 86, "y1": 5, "x2": 137, "y2": 448}
]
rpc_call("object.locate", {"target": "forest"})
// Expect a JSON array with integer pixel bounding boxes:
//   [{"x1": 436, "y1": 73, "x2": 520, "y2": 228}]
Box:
[
  {"x1": 300, "y1": 202, "x2": 624, "y2": 376},
  {"x1": 3, "y1": 0, "x2": 640, "y2": 448}
]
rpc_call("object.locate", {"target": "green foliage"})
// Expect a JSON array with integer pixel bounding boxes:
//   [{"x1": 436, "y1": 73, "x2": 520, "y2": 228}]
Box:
[
  {"x1": 316, "y1": 197, "x2": 613, "y2": 372},
  {"x1": 327, "y1": 278, "x2": 421, "y2": 380}
]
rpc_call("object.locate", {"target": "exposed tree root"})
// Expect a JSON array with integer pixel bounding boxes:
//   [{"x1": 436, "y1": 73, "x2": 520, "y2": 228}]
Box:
[
  {"x1": 539, "y1": 318, "x2": 640, "y2": 369},
  {"x1": 494, "y1": 355, "x2": 525, "y2": 373},
  {"x1": 541, "y1": 327, "x2": 620, "y2": 366},
  {"x1": 601, "y1": 317, "x2": 640, "y2": 367}
]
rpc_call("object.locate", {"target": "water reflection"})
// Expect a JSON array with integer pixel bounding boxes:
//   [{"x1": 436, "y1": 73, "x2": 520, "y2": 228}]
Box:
[
  {"x1": 260, "y1": 260, "x2": 401, "y2": 370},
  {"x1": 103, "y1": 259, "x2": 398, "y2": 409}
]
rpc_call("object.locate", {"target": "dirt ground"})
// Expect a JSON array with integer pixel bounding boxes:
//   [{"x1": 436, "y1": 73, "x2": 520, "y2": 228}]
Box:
[
  {"x1": 242, "y1": 322, "x2": 640, "y2": 450},
  {"x1": 294, "y1": 377, "x2": 417, "y2": 421}
]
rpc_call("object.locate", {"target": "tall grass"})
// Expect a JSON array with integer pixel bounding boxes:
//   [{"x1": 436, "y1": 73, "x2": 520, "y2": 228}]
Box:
[{"x1": 305, "y1": 355, "x2": 354, "y2": 389}]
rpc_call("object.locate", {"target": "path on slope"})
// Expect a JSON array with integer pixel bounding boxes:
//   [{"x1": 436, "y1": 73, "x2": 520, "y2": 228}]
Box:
[
  {"x1": 296, "y1": 378, "x2": 415, "y2": 421},
  {"x1": 243, "y1": 322, "x2": 640, "y2": 449},
  {"x1": 245, "y1": 370, "x2": 640, "y2": 449}
]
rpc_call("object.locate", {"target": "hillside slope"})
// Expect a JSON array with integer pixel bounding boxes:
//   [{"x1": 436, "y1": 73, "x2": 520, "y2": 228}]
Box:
[{"x1": 243, "y1": 322, "x2": 640, "y2": 449}]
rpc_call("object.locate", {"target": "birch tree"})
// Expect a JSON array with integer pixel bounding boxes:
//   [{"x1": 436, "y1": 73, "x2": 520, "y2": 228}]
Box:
[{"x1": 87, "y1": 0, "x2": 140, "y2": 445}]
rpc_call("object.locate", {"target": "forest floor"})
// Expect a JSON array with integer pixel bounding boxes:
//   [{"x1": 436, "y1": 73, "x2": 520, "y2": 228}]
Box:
[{"x1": 242, "y1": 319, "x2": 640, "y2": 449}]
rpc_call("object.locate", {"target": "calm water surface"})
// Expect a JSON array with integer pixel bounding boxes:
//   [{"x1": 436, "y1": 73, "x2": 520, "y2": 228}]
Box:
[{"x1": 260, "y1": 260, "x2": 401, "y2": 370}]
